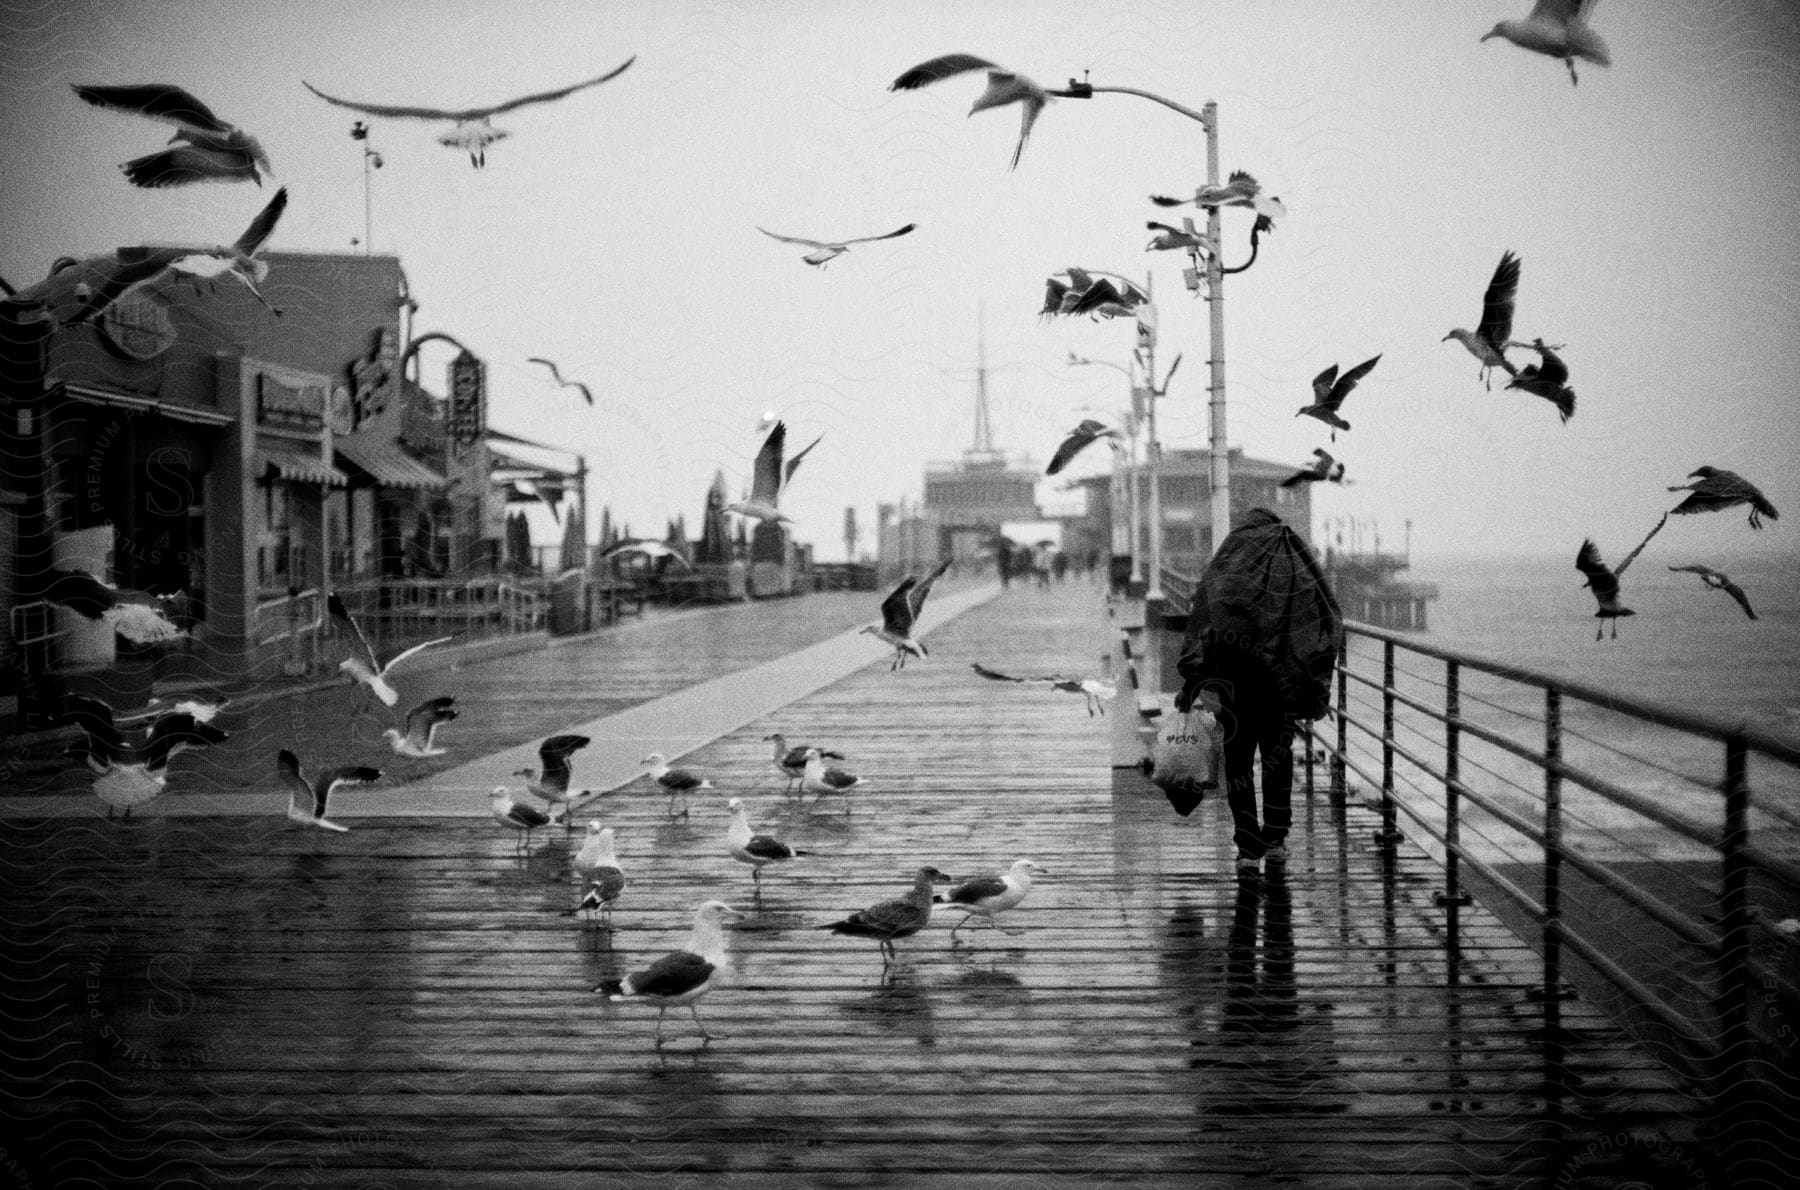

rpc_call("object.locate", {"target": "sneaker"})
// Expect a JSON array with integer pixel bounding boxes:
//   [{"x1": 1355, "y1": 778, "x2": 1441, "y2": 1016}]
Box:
[
  {"x1": 1263, "y1": 844, "x2": 1288, "y2": 865},
  {"x1": 1236, "y1": 855, "x2": 1261, "y2": 874}
]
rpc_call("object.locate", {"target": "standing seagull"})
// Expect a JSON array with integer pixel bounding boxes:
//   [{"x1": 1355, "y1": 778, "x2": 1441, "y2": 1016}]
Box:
[
  {"x1": 970, "y1": 662, "x2": 1117, "y2": 717},
  {"x1": 512, "y1": 734, "x2": 592, "y2": 823},
  {"x1": 526, "y1": 357, "x2": 593, "y2": 405},
  {"x1": 890, "y1": 54, "x2": 1051, "y2": 170},
  {"x1": 820, "y1": 866, "x2": 955, "y2": 967},
  {"x1": 1296, "y1": 355, "x2": 1380, "y2": 441},
  {"x1": 1443, "y1": 251, "x2": 1522, "y2": 389},
  {"x1": 764, "y1": 733, "x2": 844, "y2": 794},
  {"x1": 489, "y1": 786, "x2": 551, "y2": 850},
  {"x1": 726, "y1": 798, "x2": 809, "y2": 887},
  {"x1": 301, "y1": 57, "x2": 636, "y2": 167},
  {"x1": 1667, "y1": 467, "x2": 1779, "y2": 530},
  {"x1": 861, "y1": 557, "x2": 954, "y2": 671},
  {"x1": 278, "y1": 749, "x2": 381, "y2": 833},
  {"x1": 936, "y1": 859, "x2": 1046, "y2": 940},
  {"x1": 572, "y1": 824, "x2": 627, "y2": 925},
  {"x1": 1668, "y1": 565, "x2": 1759, "y2": 621},
  {"x1": 799, "y1": 748, "x2": 869, "y2": 809},
  {"x1": 723, "y1": 421, "x2": 822, "y2": 525},
  {"x1": 40, "y1": 566, "x2": 184, "y2": 643},
  {"x1": 328, "y1": 593, "x2": 456, "y2": 708},
  {"x1": 1482, "y1": 1, "x2": 1611, "y2": 86},
  {"x1": 1046, "y1": 420, "x2": 1121, "y2": 476},
  {"x1": 1575, "y1": 514, "x2": 1666, "y2": 641},
  {"x1": 72, "y1": 82, "x2": 272, "y2": 187},
  {"x1": 641, "y1": 753, "x2": 713, "y2": 817},
  {"x1": 757, "y1": 223, "x2": 916, "y2": 267},
  {"x1": 383, "y1": 696, "x2": 457, "y2": 758},
  {"x1": 597, "y1": 900, "x2": 742, "y2": 1046},
  {"x1": 1505, "y1": 338, "x2": 1577, "y2": 423}
]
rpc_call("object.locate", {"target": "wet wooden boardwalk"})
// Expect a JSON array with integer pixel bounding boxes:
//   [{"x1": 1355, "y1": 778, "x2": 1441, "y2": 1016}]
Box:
[{"x1": 0, "y1": 581, "x2": 1713, "y2": 1188}]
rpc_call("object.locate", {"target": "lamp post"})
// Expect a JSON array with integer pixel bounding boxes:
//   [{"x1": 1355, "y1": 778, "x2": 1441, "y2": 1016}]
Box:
[{"x1": 1067, "y1": 353, "x2": 1141, "y2": 585}]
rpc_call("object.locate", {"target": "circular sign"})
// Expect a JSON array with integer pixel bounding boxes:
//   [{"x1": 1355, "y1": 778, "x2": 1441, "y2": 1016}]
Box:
[
  {"x1": 328, "y1": 385, "x2": 355, "y2": 435},
  {"x1": 99, "y1": 290, "x2": 177, "y2": 360}
]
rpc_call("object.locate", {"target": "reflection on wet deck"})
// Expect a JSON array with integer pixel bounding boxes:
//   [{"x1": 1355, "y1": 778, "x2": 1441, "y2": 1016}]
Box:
[{"x1": 1, "y1": 582, "x2": 1715, "y2": 1187}]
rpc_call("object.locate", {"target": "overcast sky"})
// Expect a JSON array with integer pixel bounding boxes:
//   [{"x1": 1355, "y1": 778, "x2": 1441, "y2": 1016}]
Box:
[{"x1": 3, "y1": 0, "x2": 1797, "y2": 564}]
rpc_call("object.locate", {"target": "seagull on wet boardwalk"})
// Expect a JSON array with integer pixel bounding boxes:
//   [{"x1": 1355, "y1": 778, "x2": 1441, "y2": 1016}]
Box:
[
  {"x1": 526, "y1": 357, "x2": 594, "y2": 406},
  {"x1": 1669, "y1": 565, "x2": 1759, "y2": 621},
  {"x1": 862, "y1": 557, "x2": 953, "y2": 671},
  {"x1": 1296, "y1": 355, "x2": 1379, "y2": 442},
  {"x1": 598, "y1": 900, "x2": 742, "y2": 1045},
  {"x1": 328, "y1": 592, "x2": 456, "y2": 708},
  {"x1": 1046, "y1": 420, "x2": 1121, "y2": 476},
  {"x1": 757, "y1": 222, "x2": 916, "y2": 267},
  {"x1": 936, "y1": 860, "x2": 1046, "y2": 941},
  {"x1": 41, "y1": 567, "x2": 185, "y2": 643},
  {"x1": 384, "y1": 696, "x2": 457, "y2": 758},
  {"x1": 765, "y1": 733, "x2": 844, "y2": 794},
  {"x1": 279, "y1": 749, "x2": 380, "y2": 833},
  {"x1": 1279, "y1": 448, "x2": 1346, "y2": 489},
  {"x1": 723, "y1": 420, "x2": 821, "y2": 525},
  {"x1": 1576, "y1": 514, "x2": 1666, "y2": 641},
  {"x1": 971, "y1": 662, "x2": 1117, "y2": 717},
  {"x1": 820, "y1": 866, "x2": 954, "y2": 966},
  {"x1": 726, "y1": 798, "x2": 809, "y2": 887},
  {"x1": 799, "y1": 748, "x2": 869, "y2": 809},
  {"x1": 1667, "y1": 467, "x2": 1779, "y2": 530},
  {"x1": 489, "y1": 786, "x2": 551, "y2": 850},
  {"x1": 642, "y1": 752, "x2": 713, "y2": 817},
  {"x1": 1505, "y1": 338, "x2": 1576, "y2": 423},
  {"x1": 571, "y1": 825, "x2": 627, "y2": 925},
  {"x1": 1482, "y1": 1, "x2": 1611, "y2": 86},
  {"x1": 302, "y1": 57, "x2": 636, "y2": 167},
  {"x1": 1151, "y1": 170, "x2": 1287, "y2": 220},
  {"x1": 890, "y1": 54, "x2": 1051, "y2": 170},
  {"x1": 73, "y1": 82, "x2": 273, "y2": 188},
  {"x1": 1443, "y1": 251, "x2": 1522, "y2": 389},
  {"x1": 513, "y1": 734, "x2": 592, "y2": 823}
]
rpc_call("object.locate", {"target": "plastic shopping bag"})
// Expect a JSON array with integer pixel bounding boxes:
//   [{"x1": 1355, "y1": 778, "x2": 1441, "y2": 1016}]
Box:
[{"x1": 1151, "y1": 707, "x2": 1222, "y2": 817}]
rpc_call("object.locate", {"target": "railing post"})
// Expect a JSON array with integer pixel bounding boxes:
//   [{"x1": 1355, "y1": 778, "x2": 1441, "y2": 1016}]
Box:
[
  {"x1": 1330, "y1": 635, "x2": 1348, "y2": 804},
  {"x1": 1436, "y1": 659, "x2": 1471, "y2": 910},
  {"x1": 1717, "y1": 734, "x2": 1758, "y2": 1170},
  {"x1": 1538, "y1": 687, "x2": 1570, "y2": 1171},
  {"x1": 1375, "y1": 640, "x2": 1401, "y2": 847}
]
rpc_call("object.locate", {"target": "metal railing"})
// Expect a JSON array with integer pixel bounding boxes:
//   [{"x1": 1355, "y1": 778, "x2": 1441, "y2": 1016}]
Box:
[{"x1": 328, "y1": 577, "x2": 548, "y2": 645}]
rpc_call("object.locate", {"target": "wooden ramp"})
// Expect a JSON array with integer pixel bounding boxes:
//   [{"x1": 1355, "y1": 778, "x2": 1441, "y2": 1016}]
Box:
[{"x1": 0, "y1": 581, "x2": 1712, "y2": 1188}]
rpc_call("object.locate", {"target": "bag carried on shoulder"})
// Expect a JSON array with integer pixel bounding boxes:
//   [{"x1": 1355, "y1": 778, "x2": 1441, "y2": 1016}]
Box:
[{"x1": 1151, "y1": 707, "x2": 1222, "y2": 817}]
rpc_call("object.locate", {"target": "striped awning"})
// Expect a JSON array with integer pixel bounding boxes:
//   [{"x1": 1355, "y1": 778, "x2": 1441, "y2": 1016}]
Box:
[
  {"x1": 333, "y1": 435, "x2": 447, "y2": 490},
  {"x1": 257, "y1": 448, "x2": 347, "y2": 487}
]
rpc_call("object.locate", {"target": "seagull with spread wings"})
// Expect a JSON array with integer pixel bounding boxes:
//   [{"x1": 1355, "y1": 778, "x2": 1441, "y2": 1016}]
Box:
[
  {"x1": 890, "y1": 54, "x2": 1051, "y2": 170},
  {"x1": 302, "y1": 57, "x2": 635, "y2": 167},
  {"x1": 1576, "y1": 513, "x2": 1667, "y2": 641},
  {"x1": 279, "y1": 749, "x2": 381, "y2": 834},
  {"x1": 1145, "y1": 217, "x2": 1209, "y2": 253},
  {"x1": 512, "y1": 734, "x2": 592, "y2": 824},
  {"x1": 1151, "y1": 170, "x2": 1287, "y2": 221},
  {"x1": 1669, "y1": 565, "x2": 1759, "y2": 621},
  {"x1": 328, "y1": 592, "x2": 456, "y2": 708},
  {"x1": 526, "y1": 357, "x2": 593, "y2": 405},
  {"x1": 64, "y1": 697, "x2": 229, "y2": 818},
  {"x1": 597, "y1": 901, "x2": 742, "y2": 1046},
  {"x1": 757, "y1": 223, "x2": 916, "y2": 267},
  {"x1": 862, "y1": 557, "x2": 953, "y2": 671},
  {"x1": 1046, "y1": 420, "x2": 1121, "y2": 476},
  {"x1": 73, "y1": 82, "x2": 272, "y2": 188},
  {"x1": 1280, "y1": 448, "x2": 1347, "y2": 488},
  {"x1": 383, "y1": 696, "x2": 458, "y2": 758},
  {"x1": 40, "y1": 566, "x2": 185, "y2": 643},
  {"x1": 971, "y1": 662, "x2": 1118, "y2": 717},
  {"x1": 601, "y1": 539, "x2": 693, "y2": 570},
  {"x1": 723, "y1": 420, "x2": 821, "y2": 525},
  {"x1": 1667, "y1": 467, "x2": 1780, "y2": 530},
  {"x1": 1296, "y1": 355, "x2": 1380, "y2": 441},
  {"x1": 1482, "y1": 1, "x2": 1611, "y2": 86},
  {"x1": 1444, "y1": 251, "x2": 1522, "y2": 389},
  {"x1": 1505, "y1": 338, "x2": 1577, "y2": 423}
]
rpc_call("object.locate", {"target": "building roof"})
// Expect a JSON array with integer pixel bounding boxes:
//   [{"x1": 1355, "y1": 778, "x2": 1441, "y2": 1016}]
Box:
[
  {"x1": 257, "y1": 447, "x2": 347, "y2": 487},
  {"x1": 334, "y1": 434, "x2": 447, "y2": 490}
]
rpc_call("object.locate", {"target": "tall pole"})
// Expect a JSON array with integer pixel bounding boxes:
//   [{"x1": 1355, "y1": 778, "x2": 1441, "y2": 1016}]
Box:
[
  {"x1": 1204, "y1": 100, "x2": 1231, "y2": 556},
  {"x1": 1142, "y1": 273, "x2": 1163, "y2": 600}
]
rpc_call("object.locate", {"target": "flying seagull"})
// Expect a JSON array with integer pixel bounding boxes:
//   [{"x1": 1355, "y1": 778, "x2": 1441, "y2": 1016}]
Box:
[
  {"x1": 1482, "y1": 1, "x2": 1611, "y2": 86},
  {"x1": 642, "y1": 752, "x2": 712, "y2": 818},
  {"x1": 820, "y1": 866, "x2": 955, "y2": 966},
  {"x1": 723, "y1": 420, "x2": 821, "y2": 525},
  {"x1": 1668, "y1": 565, "x2": 1758, "y2": 621},
  {"x1": 40, "y1": 566, "x2": 184, "y2": 643},
  {"x1": 489, "y1": 786, "x2": 551, "y2": 850},
  {"x1": 798, "y1": 747, "x2": 869, "y2": 808},
  {"x1": 970, "y1": 662, "x2": 1117, "y2": 717},
  {"x1": 757, "y1": 223, "x2": 916, "y2": 267},
  {"x1": 935, "y1": 859, "x2": 1045, "y2": 940},
  {"x1": 764, "y1": 733, "x2": 845, "y2": 795},
  {"x1": 1668, "y1": 467, "x2": 1779, "y2": 530},
  {"x1": 133, "y1": 691, "x2": 229, "y2": 724},
  {"x1": 1151, "y1": 170, "x2": 1287, "y2": 221},
  {"x1": 597, "y1": 900, "x2": 742, "y2": 1045},
  {"x1": 1145, "y1": 217, "x2": 1209, "y2": 253},
  {"x1": 512, "y1": 734, "x2": 592, "y2": 823},
  {"x1": 601, "y1": 539, "x2": 693, "y2": 569},
  {"x1": 726, "y1": 797, "x2": 809, "y2": 887},
  {"x1": 1046, "y1": 420, "x2": 1121, "y2": 476},
  {"x1": 1443, "y1": 251, "x2": 1522, "y2": 389},
  {"x1": 278, "y1": 748, "x2": 380, "y2": 833},
  {"x1": 301, "y1": 57, "x2": 636, "y2": 167},
  {"x1": 526, "y1": 357, "x2": 593, "y2": 405},
  {"x1": 1042, "y1": 269, "x2": 1151, "y2": 321},
  {"x1": 72, "y1": 82, "x2": 272, "y2": 188},
  {"x1": 1505, "y1": 338, "x2": 1576, "y2": 423},
  {"x1": 328, "y1": 592, "x2": 456, "y2": 708},
  {"x1": 1280, "y1": 448, "x2": 1346, "y2": 489},
  {"x1": 890, "y1": 54, "x2": 1050, "y2": 170},
  {"x1": 1575, "y1": 513, "x2": 1667, "y2": 641},
  {"x1": 862, "y1": 557, "x2": 953, "y2": 670},
  {"x1": 64, "y1": 697, "x2": 228, "y2": 818},
  {"x1": 384, "y1": 696, "x2": 457, "y2": 758},
  {"x1": 571, "y1": 824, "x2": 627, "y2": 925},
  {"x1": 1296, "y1": 355, "x2": 1380, "y2": 441}
]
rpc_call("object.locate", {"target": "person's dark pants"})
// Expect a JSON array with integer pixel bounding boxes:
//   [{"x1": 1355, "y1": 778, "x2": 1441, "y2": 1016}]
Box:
[{"x1": 1209, "y1": 676, "x2": 1293, "y2": 860}]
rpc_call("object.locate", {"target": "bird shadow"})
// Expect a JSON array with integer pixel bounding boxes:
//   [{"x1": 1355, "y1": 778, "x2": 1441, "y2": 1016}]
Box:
[
  {"x1": 943, "y1": 964, "x2": 1031, "y2": 1008},
  {"x1": 839, "y1": 965, "x2": 937, "y2": 1046}
]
